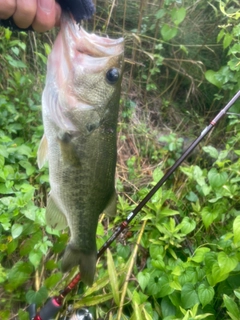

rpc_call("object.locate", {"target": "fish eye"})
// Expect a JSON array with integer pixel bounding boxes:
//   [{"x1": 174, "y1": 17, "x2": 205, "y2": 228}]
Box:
[{"x1": 106, "y1": 68, "x2": 119, "y2": 84}]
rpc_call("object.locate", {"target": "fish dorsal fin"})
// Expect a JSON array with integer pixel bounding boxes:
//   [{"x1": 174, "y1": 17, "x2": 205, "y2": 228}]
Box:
[
  {"x1": 103, "y1": 190, "x2": 117, "y2": 216},
  {"x1": 46, "y1": 195, "x2": 68, "y2": 230},
  {"x1": 37, "y1": 134, "x2": 48, "y2": 169}
]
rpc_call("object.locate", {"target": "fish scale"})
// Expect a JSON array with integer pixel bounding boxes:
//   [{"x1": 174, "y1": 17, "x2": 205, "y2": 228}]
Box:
[{"x1": 37, "y1": 13, "x2": 124, "y2": 285}]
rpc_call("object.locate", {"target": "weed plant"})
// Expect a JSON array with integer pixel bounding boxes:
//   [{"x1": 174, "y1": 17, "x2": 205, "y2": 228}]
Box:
[{"x1": 0, "y1": 0, "x2": 240, "y2": 319}]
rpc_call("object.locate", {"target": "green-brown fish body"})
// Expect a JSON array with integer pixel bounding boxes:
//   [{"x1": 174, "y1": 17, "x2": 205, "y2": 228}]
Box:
[{"x1": 37, "y1": 14, "x2": 124, "y2": 286}]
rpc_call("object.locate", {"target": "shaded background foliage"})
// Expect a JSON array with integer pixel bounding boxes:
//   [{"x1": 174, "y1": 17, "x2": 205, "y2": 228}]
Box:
[{"x1": 0, "y1": 0, "x2": 240, "y2": 319}]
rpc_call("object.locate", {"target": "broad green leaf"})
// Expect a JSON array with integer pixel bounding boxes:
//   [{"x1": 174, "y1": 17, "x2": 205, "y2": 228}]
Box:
[
  {"x1": 107, "y1": 248, "x2": 120, "y2": 305},
  {"x1": 208, "y1": 168, "x2": 228, "y2": 189},
  {"x1": 0, "y1": 146, "x2": 9, "y2": 158},
  {"x1": 44, "y1": 272, "x2": 62, "y2": 289},
  {"x1": 217, "y1": 29, "x2": 225, "y2": 43},
  {"x1": 179, "y1": 217, "x2": 196, "y2": 235},
  {"x1": 160, "y1": 207, "x2": 179, "y2": 217},
  {"x1": 7, "y1": 239, "x2": 18, "y2": 255},
  {"x1": 233, "y1": 216, "x2": 240, "y2": 243},
  {"x1": 157, "y1": 275, "x2": 174, "y2": 298},
  {"x1": 207, "y1": 263, "x2": 229, "y2": 286},
  {"x1": 181, "y1": 283, "x2": 200, "y2": 309},
  {"x1": 201, "y1": 207, "x2": 218, "y2": 229},
  {"x1": 205, "y1": 70, "x2": 222, "y2": 88},
  {"x1": 223, "y1": 33, "x2": 233, "y2": 49},
  {"x1": 218, "y1": 252, "x2": 238, "y2": 274},
  {"x1": 11, "y1": 223, "x2": 23, "y2": 239},
  {"x1": 223, "y1": 294, "x2": 240, "y2": 320},
  {"x1": 191, "y1": 247, "x2": 210, "y2": 263},
  {"x1": 161, "y1": 297, "x2": 176, "y2": 318},
  {"x1": 152, "y1": 167, "x2": 163, "y2": 182},
  {"x1": 198, "y1": 283, "x2": 214, "y2": 307},
  {"x1": 161, "y1": 25, "x2": 178, "y2": 41},
  {"x1": 137, "y1": 271, "x2": 150, "y2": 291},
  {"x1": 26, "y1": 287, "x2": 48, "y2": 306},
  {"x1": 7, "y1": 261, "x2": 33, "y2": 290},
  {"x1": 170, "y1": 8, "x2": 186, "y2": 25},
  {"x1": 18, "y1": 309, "x2": 29, "y2": 320},
  {"x1": 0, "y1": 183, "x2": 13, "y2": 194},
  {"x1": 202, "y1": 146, "x2": 219, "y2": 159},
  {"x1": 29, "y1": 251, "x2": 42, "y2": 269},
  {"x1": 156, "y1": 9, "x2": 166, "y2": 19}
]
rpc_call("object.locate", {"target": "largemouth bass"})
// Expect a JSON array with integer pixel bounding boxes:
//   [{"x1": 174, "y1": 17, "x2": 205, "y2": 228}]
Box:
[{"x1": 37, "y1": 14, "x2": 124, "y2": 286}]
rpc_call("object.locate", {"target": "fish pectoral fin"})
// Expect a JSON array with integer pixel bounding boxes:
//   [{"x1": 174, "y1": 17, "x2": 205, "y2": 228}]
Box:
[
  {"x1": 46, "y1": 195, "x2": 67, "y2": 230},
  {"x1": 37, "y1": 134, "x2": 48, "y2": 169},
  {"x1": 103, "y1": 190, "x2": 117, "y2": 216}
]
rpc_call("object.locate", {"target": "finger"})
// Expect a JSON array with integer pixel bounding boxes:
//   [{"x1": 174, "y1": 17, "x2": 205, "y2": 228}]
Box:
[
  {"x1": 32, "y1": 0, "x2": 56, "y2": 32},
  {"x1": 0, "y1": 0, "x2": 16, "y2": 19},
  {"x1": 54, "y1": 2, "x2": 61, "y2": 27},
  {"x1": 12, "y1": 0, "x2": 37, "y2": 29}
]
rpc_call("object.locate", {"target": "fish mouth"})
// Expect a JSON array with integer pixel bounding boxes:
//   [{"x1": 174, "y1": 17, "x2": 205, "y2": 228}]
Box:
[{"x1": 61, "y1": 13, "x2": 124, "y2": 60}]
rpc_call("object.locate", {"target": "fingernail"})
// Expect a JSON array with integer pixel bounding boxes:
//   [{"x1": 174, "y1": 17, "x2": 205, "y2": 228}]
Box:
[{"x1": 40, "y1": 0, "x2": 54, "y2": 12}]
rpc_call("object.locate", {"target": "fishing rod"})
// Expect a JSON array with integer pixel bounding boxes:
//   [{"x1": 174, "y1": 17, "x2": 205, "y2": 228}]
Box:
[{"x1": 29, "y1": 90, "x2": 240, "y2": 320}]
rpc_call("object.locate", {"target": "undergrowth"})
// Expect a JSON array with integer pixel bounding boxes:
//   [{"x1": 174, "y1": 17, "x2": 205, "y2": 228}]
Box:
[{"x1": 0, "y1": 0, "x2": 240, "y2": 319}]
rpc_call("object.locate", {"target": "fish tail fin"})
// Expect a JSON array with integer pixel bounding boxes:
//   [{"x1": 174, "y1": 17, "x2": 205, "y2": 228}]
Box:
[{"x1": 61, "y1": 244, "x2": 97, "y2": 286}]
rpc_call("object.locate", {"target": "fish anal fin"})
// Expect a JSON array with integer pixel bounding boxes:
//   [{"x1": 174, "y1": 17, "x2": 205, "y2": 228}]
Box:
[
  {"x1": 46, "y1": 195, "x2": 67, "y2": 230},
  {"x1": 103, "y1": 190, "x2": 117, "y2": 217},
  {"x1": 37, "y1": 134, "x2": 48, "y2": 169}
]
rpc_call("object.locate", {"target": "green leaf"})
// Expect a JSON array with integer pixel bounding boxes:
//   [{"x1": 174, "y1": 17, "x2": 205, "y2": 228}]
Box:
[
  {"x1": 223, "y1": 294, "x2": 240, "y2": 320},
  {"x1": 74, "y1": 293, "x2": 113, "y2": 308},
  {"x1": 18, "y1": 309, "x2": 29, "y2": 320},
  {"x1": 7, "y1": 261, "x2": 33, "y2": 290},
  {"x1": 205, "y1": 70, "x2": 222, "y2": 89},
  {"x1": 217, "y1": 252, "x2": 238, "y2": 274},
  {"x1": 198, "y1": 283, "x2": 214, "y2": 307},
  {"x1": 137, "y1": 271, "x2": 150, "y2": 291},
  {"x1": 161, "y1": 25, "x2": 178, "y2": 41},
  {"x1": 207, "y1": 263, "x2": 229, "y2": 286},
  {"x1": 160, "y1": 207, "x2": 179, "y2": 217},
  {"x1": 233, "y1": 216, "x2": 240, "y2": 243},
  {"x1": 157, "y1": 274, "x2": 174, "y2": 298},
  {"x1": 132, "y1": 301, "x2": 143, "y2": 320},
  {"x1": 202, "y1": 146, "x2": 219, "y2": 159},
  {"x1": 201, "y1": 207, "x2": 218, "y2": 229},
  {"x1": 181, "y1": 283, "x2": 200, "y2": 309},
  {"x1": 170, "y1": 8, "x2": 186, "y2": 25},
  {"x1": 26, "y1": 286, "x2": 48, "y2": 307},
  {"x1": 11, "y1": 223, "x2": 23, "y2": 239},
  {"x1": 155, "y1": 9, "x2": 166, "y2": 19},
  {"x1": 191, "y1": 248, "x2": 210, "y2": 263},
  {"x1": 179, "y1": 217, "x2": 196, "y2": 235},
  {"x1": 234, "y1": 289, "x2": 240, "y2": 300},
  {"x1": 29, "y1": 250, "x2": 42, "y2": 269},
  {"x1": 107, "y1": 248, "x2": 120, "y2": 305},
  {"x1": 44, "y1": 272, "x2": 62, "y2": 289},
  {"x1": 223, "y1": 33, "x2": 233, "y2": 49},
  {"x1": 208, "y1": 168, "x2": 228, "y2": 189}
]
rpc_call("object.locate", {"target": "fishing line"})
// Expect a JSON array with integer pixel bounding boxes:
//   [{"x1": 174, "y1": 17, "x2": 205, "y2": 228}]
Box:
[{"x1": 29, "y1": 89, "x2": 240, "y2": 319}]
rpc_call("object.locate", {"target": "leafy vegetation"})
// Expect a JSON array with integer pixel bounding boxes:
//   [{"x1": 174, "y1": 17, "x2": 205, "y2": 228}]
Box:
[{"x1": 0, "y1": 0, "x2": 240, "y2": 319}]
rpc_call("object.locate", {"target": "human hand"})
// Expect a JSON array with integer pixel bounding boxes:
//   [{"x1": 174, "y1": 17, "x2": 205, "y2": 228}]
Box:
[{"x1": 0, "y1": 0, "x2": 61, "y2": 32}]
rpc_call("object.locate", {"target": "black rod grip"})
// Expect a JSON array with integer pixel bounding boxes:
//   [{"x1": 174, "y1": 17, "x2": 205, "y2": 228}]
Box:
[{"x1": 38, "y1": 298, "x2": 62, "y2": 320}]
